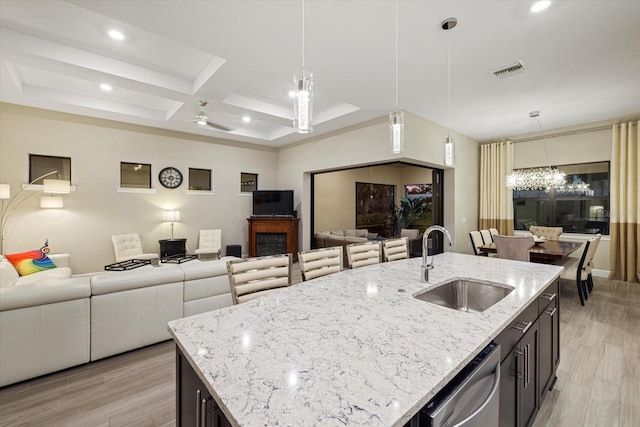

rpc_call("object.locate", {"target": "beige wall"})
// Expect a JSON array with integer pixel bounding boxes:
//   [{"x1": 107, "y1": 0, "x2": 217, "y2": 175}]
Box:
[
  {"x1": 511, "y1": 126, "x2": 612, "y2": 274},
  {"x1": 313, "y1": 164, "x2": 432, "y2": 233},
  {"x1": 277, "y1": 112, "x2": 480, "y2": 254},
  {"x1": 0, "y1": 104, "x2": 278, "y2": 273}
]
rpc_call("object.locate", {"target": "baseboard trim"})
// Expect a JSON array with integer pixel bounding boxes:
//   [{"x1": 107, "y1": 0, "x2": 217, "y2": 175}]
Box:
[{"x1": 592, "y1": 269, "x2": 610, "y2": 278}]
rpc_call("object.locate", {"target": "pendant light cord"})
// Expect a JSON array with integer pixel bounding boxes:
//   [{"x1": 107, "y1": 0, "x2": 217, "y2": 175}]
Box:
[
  {"x1": 535, "y1": 117, "x2": 553, "y2": 169},
  {"x1": 447, "y1": 38, "x2": 451, "y2": 137},
  {"x1": 395, "y1": 0, "x2": 398, "y2": 109},
  {"x1": 302, "y1": 0, "x2": 305, "y2": 71}
]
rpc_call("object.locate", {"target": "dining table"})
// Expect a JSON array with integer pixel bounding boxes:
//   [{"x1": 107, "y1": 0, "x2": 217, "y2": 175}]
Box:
[{"x1": 478, "y1": 239, "x2": 583, "y2": 263}]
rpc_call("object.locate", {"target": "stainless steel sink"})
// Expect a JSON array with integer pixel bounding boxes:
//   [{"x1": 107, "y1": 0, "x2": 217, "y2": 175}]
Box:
[{"x1": 414, "y1": 279, "x2": 514, "y2": 313}]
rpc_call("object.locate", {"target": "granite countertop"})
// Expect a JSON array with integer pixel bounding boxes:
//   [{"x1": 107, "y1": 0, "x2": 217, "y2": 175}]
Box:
[{"x1": 168, "y1": 252, "x2": 563, "y2": 426}]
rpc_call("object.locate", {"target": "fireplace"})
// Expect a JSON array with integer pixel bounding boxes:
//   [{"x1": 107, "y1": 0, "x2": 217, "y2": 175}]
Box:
[{"x1": 255, "y1": 233, "x2": 287, "y2": 257}]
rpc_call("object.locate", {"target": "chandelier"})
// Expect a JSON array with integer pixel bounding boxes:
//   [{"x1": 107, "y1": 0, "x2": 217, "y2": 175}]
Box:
[
  {"x1": 506, "y1": 111, "x2": 566, "y2": 191},
  {"x1": 556, "y1": 181, "x2": 594, "y2": 196}
]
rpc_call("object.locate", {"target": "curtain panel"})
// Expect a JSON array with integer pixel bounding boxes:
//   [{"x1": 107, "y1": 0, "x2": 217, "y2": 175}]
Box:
[
  {"x1": 609, "y1": 121, "x2": 639, "y2": 282},
  {"x1": 480, "y1": 141, "x2": 514, "y2": 235}
]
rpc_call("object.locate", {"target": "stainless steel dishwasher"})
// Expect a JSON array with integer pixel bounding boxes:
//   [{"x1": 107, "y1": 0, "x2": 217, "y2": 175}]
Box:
[{"x1": 419, "y1": 342, "x2": 501, "y2": 426}]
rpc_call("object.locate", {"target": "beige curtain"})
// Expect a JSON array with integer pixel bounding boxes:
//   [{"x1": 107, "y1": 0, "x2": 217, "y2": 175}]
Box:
[
  {"x1": 480, "y1": 141, "x2": 514, "y2": 235},
  {"x1": 609, "y1": 121, "x2": 639, "y2": 282}
]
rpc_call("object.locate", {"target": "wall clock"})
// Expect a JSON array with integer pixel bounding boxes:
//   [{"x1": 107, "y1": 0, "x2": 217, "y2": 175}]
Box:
[{"x1": 159, "y1": 167, "x2": 183, "y2": 189}]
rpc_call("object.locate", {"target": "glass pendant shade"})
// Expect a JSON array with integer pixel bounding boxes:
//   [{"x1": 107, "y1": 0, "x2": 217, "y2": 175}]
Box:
[
  {"x1": 389, "y1": 110, "x2": 404, "y2": 154},
  {"x1": 40, "y1": 195, "x2": 63, "y2": 208},
  {"x1": 293, "y1": 70, "x2": 313, "y2": 133},
  {"x1": 444, "y1": 135, "x2": 455, "y2": 166}
]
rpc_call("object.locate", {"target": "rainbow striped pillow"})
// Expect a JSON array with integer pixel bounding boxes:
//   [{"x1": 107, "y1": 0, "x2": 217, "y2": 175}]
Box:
[{"x1": 5, "y1": 250, "x2": 57, "y2": 276}]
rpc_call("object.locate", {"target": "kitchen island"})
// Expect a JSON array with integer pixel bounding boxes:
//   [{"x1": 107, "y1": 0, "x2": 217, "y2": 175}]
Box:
[{"x1": 168, "y1": 252, "x2": 563, "y2": 426}]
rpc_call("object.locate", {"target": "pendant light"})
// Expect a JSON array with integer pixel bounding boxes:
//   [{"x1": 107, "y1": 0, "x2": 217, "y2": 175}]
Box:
[
  {"x1": 389, "y1": 0, "x2": 404, "y2": 153},
  {"x1": 293, "y1": 0, "x2": 313, "y2": 133},
  {"x1": 506, "y1": 111, "x2": 566, "y2": 191},
  {"x1": 442, "y1": 17, "x2": 457, "y2": 166}
]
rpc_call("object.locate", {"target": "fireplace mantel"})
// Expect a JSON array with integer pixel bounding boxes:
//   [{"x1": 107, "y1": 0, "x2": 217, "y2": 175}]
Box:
[{"x1": 247, "y1": 217, "x2": 299, "y2": 261}]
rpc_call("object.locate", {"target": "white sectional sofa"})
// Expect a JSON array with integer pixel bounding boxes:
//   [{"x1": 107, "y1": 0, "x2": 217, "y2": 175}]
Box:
[
  {"x1": 0, "y1": 254, "x2": 91, "y2": 387},
  {"x1": 0, "y1": 254, "x2": 236, "y2": 387}
]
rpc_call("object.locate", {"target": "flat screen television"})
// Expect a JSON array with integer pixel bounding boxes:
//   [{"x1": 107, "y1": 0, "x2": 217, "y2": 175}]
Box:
[{"x1": 252, "y1": 190, "x2": 295, "y2": 217}]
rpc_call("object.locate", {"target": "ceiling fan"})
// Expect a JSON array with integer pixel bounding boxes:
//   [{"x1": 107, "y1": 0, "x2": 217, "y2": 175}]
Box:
[{"x1": 188, "y1": 100, "x2": 232, "y2": 131}]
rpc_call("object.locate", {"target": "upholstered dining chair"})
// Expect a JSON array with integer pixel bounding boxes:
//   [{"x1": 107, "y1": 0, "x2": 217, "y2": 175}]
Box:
[
  {"x1": 554, "y1": 234, "x2": 601, "y2": 305},
  {"x1": 111, "y1": 233, "x2": 159, "y2": 262},
  {"x1": 226, "y1": 254, "x2": 292, "y2": 304},
  {"x1": 195, "y1": 229, "x2": 222, "y2": 259},
  {"x1": 382, "y1": 237, "x2": 409, "y2": 262},
  {"x1": 529, "y1": 226, "x2": 563, "y2": 241},
  {"x1": 469, "y1": 231, "x2": 486, "y2": 256},
  {"x1": 298, "y1": 246, "x2": 342, "y2": 281},
  {"x1": 345, "y1": 241, "x2": 381, "y2": 269},
  {"x1": 584, "y1": 234, "x2": 602, "y2": 293},
  {"x1": 480, "y1": 229, "x2": 493, "y2": 244},
  {"x1": 493, "y1": 235, "x2": 535, "y2": 262},
  {"x1": 489, "y1": 228, "x2": 500, "y2": 239}
]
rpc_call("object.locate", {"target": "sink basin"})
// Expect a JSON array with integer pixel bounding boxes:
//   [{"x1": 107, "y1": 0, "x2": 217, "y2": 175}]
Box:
[{"x1": 414, "y1": 279, "x2": 514, "y2": 313}]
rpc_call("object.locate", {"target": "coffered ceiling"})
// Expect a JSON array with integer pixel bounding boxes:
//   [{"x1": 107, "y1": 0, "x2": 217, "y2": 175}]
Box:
[{"x1": 1, "y1": 1, "x2": 639, "y2": 147}]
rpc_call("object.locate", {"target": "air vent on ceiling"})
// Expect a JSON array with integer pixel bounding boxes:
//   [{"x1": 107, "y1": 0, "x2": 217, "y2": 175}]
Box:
[{"x1": 493, "y1": 61, "x2": 525, "y2": 79}]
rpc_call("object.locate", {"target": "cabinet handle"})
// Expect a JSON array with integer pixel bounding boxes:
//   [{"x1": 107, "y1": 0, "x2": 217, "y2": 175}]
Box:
[
  {"x1": 515, "y1": 348, "x2": 526, "y2": 384},
  {"x1": 511, "y1": 321, "x2": 532, "y2": 335},
  {"x1": 545, "y1": 307, "x2": 557, "y2": 317},
  {"x1": 525, "y1": 344, "x2": 531, "y2": 388},
  {"x1": 196, "y1": 390, "x2": 202, "y2": 427},
  {"x1": 541, "y1": 292, "x2": 557, "y2": 301},
  {"x1": 200, "y1": 398, "x2": 207, "y2": 427}
]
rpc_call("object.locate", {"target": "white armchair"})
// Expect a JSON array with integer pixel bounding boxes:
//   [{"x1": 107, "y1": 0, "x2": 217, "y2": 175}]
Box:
[
  {"x1": 111, "y1": 233, "x2": 158, "y2": 262},
  {"x1": 195, "y1": 229, "x2": 222, "y2": 259}
]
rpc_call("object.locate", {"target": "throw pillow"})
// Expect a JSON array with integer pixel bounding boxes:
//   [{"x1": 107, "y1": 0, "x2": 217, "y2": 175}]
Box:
[
  {"x1": 5, "y1": 250, "x2": 57, "y2": 276},
  {"x1": 344, "y1": 229, "x2": 357, "y2": 237}
]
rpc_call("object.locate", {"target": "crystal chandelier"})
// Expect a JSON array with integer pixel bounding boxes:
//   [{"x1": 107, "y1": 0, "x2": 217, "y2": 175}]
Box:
[
  {"x1": 556, "y1": 181, "x2": 594, "y2": 196},
  {"x1": 506, "y1": 111, "x2": 566, "y2": 191}
]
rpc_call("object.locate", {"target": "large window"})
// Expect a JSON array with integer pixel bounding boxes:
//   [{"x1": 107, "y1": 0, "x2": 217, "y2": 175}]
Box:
[{"x1": 513, "y1": 161, "x2": 609, "y2": 234}]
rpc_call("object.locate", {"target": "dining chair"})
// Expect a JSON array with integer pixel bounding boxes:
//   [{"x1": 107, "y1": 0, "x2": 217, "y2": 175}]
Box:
[
  {"x1": 584, "y1": 234, "x2": 602, "y2": 293},
  {"x1": 194, "y1": 229, "x2": 222, "y2": 259},
  {"x1": 345, "y1": 241, "x2": 381, "y2": 269},
  {"x1": 553, "y1": 238, "x2": 594, "y2": 306},
  {"x1": 489, "y1": 228, "x2": 500, "y2": 239},
  {"x1": 382, "y1": 237, "x2": 409, "y2": 262},
  {"x1": 111, "y1": 233, "x2": 159, "y2": 262},
  {"x1": 480, "y1": 229, "x2": 493, "y2": 244},
  {"x1": 493, "y1": 235, "x2": 535, "y2": 262},
  {"x1": 469, "y1": 231, "x2": 486, "y2": 256},
  {"x1": 226, "y1": 254, "x2": 292, "y2": 304},
  {"x1": 529, "y1": 226, "x2": 563, "y2": 241},
  {"x1": 297, "y1": 246, "x2": 342, "y2": 281}
]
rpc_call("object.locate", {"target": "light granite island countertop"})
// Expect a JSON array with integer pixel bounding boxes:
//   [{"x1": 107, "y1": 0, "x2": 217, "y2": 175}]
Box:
[{"x1": 168, "y1": 252, "x2": 563, "y2": 426}]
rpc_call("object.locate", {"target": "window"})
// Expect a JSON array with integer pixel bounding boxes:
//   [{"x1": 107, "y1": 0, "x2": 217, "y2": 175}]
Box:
[
  {"x1": 29, "y1": 154, "x2": 71, "y2": 184},
  {"x1": 513, "y1": 161, "x2": 610, "y2": 234},
  {"x1": 120, "y1": 162, "x2": 151, "y2": 188},
  {"x1": 241, "y1": 172, "x2": 258, "y2": 193},
  {"x1": 189, "y1": 168, "x2": 211, "y2": 191}
]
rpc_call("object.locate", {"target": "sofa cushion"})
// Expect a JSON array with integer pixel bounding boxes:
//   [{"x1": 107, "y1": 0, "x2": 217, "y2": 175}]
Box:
[
  {"x1": 330, "y1": 230, "x2": 345, "y2": 236},
  {"x1": 0, "y1": 259, "x2": 20, "y2": 288},
  {"x1": 90, "y1": 265, "x2": 184, "y2": 295},
  {"x1": 401, "y1": 229, "x2": 420, "y2": 239},
  {"x1": 344, "y1": 229, "x2": 357, "y2": 237},
  {"x1": 178, "y1": 257, "x2": 236, "y2": 281},
  {"x1": 0, "y1": 276, "x2": 91, "y2": 311},
  {"x1": 16, "y1": 267, "x2": 72, "y2": 286},
  {"x1": 5, "y1": 250, "x2": 56, "y2": 276},
  {"x1": 355, "y1": 229, "x2": 368, "y2": 238},
  {"x1": 367, "y1": 232, "x2": 379, "y2": 239}
]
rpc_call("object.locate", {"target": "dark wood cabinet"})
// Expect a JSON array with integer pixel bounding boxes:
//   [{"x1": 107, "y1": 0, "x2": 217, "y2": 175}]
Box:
[
  {"x1": 498, "y1": 281, "x2": 559, "y2": 427},
  {"x1": 160, "y1": 238, "x2": 187, "y2": 258},
  {"x1": 247, "y1": 217, "x2": 299, "y2": 261},
  {"x1": 176, "y1": 347, "x2": 231, "y2": 427}
]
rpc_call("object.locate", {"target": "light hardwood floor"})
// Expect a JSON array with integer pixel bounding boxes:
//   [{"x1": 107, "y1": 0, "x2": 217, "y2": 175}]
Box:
[{"x1": 1, "y1": 270, "x2": 638, "y2": 426}]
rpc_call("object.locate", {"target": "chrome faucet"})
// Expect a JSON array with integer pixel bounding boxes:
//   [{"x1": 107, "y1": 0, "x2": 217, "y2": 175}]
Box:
[{"x1": 421, "y1": 225, "x2": 453, "y2": 282}]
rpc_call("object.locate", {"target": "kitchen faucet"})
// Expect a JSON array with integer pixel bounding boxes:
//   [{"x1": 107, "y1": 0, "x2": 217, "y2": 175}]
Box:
[{"x1": 421, "y1": 225, "x2": 453, "y2": 282}]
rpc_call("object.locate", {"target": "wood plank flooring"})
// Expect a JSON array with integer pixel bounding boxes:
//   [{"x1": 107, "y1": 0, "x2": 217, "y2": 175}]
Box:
[{"x1": 1, "y1": 267, "x2": 638, "y2": 426}]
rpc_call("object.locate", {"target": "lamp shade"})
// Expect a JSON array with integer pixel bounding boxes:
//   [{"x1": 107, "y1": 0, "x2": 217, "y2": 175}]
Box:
[
  {"x1": 293, "y1": 70, "x2": 313, "y2": 133},
  {"x1": 43, "y1": 179, "x2": 71, "y2": 194},
  {"x1": 163, "y1": 210, "x2": 181, "y2": 222},
  {"x1": 444, "y1": 135, "x2": 455, "y2": 166},
  {"x1": 0, "y1": 184, "x2": 9, "y2": 199},
  {"x1": 40, "y1": 195, "x2": 64, "y2": 208}
]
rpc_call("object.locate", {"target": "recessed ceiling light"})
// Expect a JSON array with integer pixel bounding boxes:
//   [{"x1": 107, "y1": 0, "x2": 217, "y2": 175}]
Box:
[
  {"x1": 100, "y1": 83, "x2": 112, "y2": 92},
  {"x1": 108, "y1": 29, "x2": 125, "y2": 41},
  {"x1": 530, "y1": 1, "x2": 551, "y2": 13},
  {"x1": 288, "y1": 90, "x2": 295, "y2": 98},
  {"x1": 242, "y1": 116, "x2": 251, "y2": 123}
]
